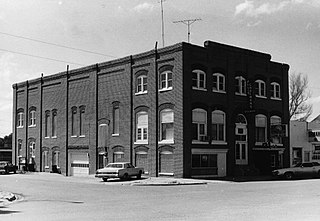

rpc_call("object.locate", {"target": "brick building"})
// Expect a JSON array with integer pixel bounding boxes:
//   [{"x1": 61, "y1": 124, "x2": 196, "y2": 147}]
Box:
[{"x1": 12, "y1": 41, "x2": 290, "y2": 177}]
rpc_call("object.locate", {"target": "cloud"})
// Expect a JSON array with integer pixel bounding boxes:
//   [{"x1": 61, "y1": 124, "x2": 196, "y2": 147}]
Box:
[
  {"x1": 132, "y1": 2, "x2": 154, "y2": 13},
  {"x1": 235, "y1": 1, "x2": 290, "y2": 17}
]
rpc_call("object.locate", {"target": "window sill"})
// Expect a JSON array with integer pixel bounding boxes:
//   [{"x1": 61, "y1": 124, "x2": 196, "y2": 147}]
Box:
[
  {"x1": 212, "y1": 90, "x2": 226, "y2": 94},
  {"x1": 159, "y1": 172, "x2": 174, "y2": 176},
  {"x1": 79, "y1": 135, "x2": 85, "y2": 138},
  {"x1": 271, "y1": 97, "x2": 282, "y2": 101},
  {"x1": 255, "y1": 95, "x2": 267, "y2": 99},
  {"x1": 135, "y1": 91, "x2": 148, "y2": 96},
  {"x1": 45, "y1": 166, "x2": 49, "y2": 169},
  {"x1": 159, "y1": 140, "x2": 174, "y2": 145},
  {"x1": 192, "y1": 87, "x2": 207, "y2": 91},
  {"x1": 112, "y1": 134, "x2": 119, "y2": 137},
  {"x1": 192, "y1": 141, "x2": 208, "y2": 144},
  {"x1": 134, "y1": 141, "x2": 148, "y2": 145},
  {"x1": 235, "y1": 93, "x2": 246, "y2": 96},
  {"x1": 52, "y1": 136, "x2": 57, "y2": 139},
  {"x1": 17, "y1": 126, "x2": 24, "y2": 129},
  {"x1": 211, "y1": 141, "x2": 227, "y2": 145},
  {"x1": 71, "y1": 135, "x2": 77, "y2": 138},
  {"x1": 28, "y1": 125, "x2": 36, "y2": 128},
  {"x1": 159, "y1": 87, "x2": 173, "y2": 92},
  {"x1": 44, "y1": 136, "x2": 50, "y2": 139}
]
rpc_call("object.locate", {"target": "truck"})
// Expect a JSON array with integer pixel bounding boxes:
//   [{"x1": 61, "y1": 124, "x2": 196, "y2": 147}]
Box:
[{"x1": 95, "y1": 162, "x2": 144, "y2": 182}]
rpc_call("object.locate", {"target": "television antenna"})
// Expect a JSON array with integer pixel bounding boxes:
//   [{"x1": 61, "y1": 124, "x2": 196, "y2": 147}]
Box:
[{"x1": 173, "y1": 18, "x2": 202, "y2": 43}]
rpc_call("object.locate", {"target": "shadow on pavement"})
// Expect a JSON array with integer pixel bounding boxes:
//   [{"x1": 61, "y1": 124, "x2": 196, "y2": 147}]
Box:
[
  {"x1": 100, "y1": 177, "x2": 148, "y2": 183},
  {"x1": 0, "y1": 209, "x2": 20, "y2": 215}
]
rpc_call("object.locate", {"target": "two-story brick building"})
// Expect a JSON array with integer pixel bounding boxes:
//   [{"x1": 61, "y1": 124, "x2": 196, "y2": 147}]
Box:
[{"x1": 12, "y1": 41, "x2": 290, "y2": 177}]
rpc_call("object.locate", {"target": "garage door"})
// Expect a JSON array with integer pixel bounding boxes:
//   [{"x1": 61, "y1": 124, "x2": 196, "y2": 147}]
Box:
[{"x1": 70, "y1": 153, "x2": 89, "y2": 176}]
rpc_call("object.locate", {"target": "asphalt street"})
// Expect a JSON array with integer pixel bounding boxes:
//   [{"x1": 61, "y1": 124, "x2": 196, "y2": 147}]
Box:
[{"x1": 1, "y1": 173, "x2": 320, "y2": 221}]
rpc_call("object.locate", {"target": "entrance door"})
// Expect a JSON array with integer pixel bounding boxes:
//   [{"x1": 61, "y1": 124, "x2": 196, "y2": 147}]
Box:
[{"x1": 235, "y1": 114, "x2": 248, "y2": 165}]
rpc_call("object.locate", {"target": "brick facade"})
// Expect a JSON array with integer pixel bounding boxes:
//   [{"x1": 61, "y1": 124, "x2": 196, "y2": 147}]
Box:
[{"x1": 12, "y1": 41, "x2": 290, "y2": 177}]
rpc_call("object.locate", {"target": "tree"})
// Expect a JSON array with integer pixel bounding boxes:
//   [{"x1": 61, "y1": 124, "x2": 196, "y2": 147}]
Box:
[{"x1": 289, "y1": 73, "x2": 312, "y2": 120}]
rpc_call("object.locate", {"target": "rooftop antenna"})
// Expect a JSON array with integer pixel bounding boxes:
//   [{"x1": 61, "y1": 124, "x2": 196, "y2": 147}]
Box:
[
  {"x1": 173, "y1": 18, "x2": 202, "y2": 43},
  {"x1": 159, "y1": 0, "x2": 166, "y2": 47}
]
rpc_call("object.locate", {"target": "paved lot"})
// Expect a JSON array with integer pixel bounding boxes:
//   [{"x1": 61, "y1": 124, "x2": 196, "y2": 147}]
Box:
[{"x1": 1, "y1": 173, "x2": 320, "y2": 220}]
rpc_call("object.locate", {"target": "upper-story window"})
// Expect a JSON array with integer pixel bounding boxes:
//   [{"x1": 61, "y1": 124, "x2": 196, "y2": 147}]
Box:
[
  {"x1": 255, "y1": 114, "x2": 267, "y2": 143},
  {"x1": 235, "y1": 76, "x2": 246, "y2": 95},
  {"x1": 254, "y1": 80, "x2": 266, "y2": 98},
  {"x1": 212, "y1": 110, "x2": 226, "y2": 142},
  {"x1": 160, "y1": 109, "x2": 174, "y2": 142},
  {"x1": 113, "y1": 103, "x2": 120, "y2": 135},
  {"x1": 29, "y1": 108, "x2": 36, "y2": 127},
  {"x1": 136, "y1": 111, "x2": 148, "y2": 143},
  {"x1": 71, "y1": 107, "x2": 77, "y2": 137},
  {"x1": 159, "y1": 71, "x2": 173, "y2": 91},
  {"x1": 29, "y1": 140, "x2": 36, "y2": 158},
  {"x1": 17, "y1": 109, "x2": 24, "y2": 128},
  {"x1": 192, "y1": 70, "x2": 206, "y2": 90},
  {"x1": 136, "y1": 75, "x2": 148, "y2": 94},
  {"x1": 192, "y1": 108, "x2": 207, "y2": 142},
  {"x1": 45, "y1": 111, "x2": 50, "y2": 138},
  {"x1": 271, "y1": 115, "x2": 282, "y2": 144},
  {"x1": 52, "y1": 110, "x2": 57, "y2": 138},
  {"x1": 79, "y1": 106, "x2": 85, "y2": 137},
  {"x1": 212, "y1": 73, "x2": 225, "y2": 93},
  {"x1": 271, "y1": 82, "x2": 281, "y2": 99}
]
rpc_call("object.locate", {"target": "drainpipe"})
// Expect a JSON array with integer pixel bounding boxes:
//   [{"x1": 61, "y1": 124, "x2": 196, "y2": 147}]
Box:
[
  {"x1": 65, "y1": 65, "x2": 69, "y2": 176},
  {"x1": 39, "y1": 74, "x2": 43, "y2": 171},
  {"x1": 130, "y1": 56, "x2": 134, "y2": 165},
  {"x1": 95, "y1": 64, "x2": 99, "y2": 170},
  {"x1": 25, "y1": 81, "x2": 29, "y2": 171},
  {"x1": 155, "y1": 42, "x2": 159, "y2": 177}
]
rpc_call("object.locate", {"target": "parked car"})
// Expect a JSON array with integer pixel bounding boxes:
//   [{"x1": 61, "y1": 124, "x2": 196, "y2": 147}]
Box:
[
  {"x1": 272, "y1": 162, "x2": 320, "y2": 180},
  {"x1": 0, "y1": 161, "x2": 17, "y2": 174},
  {"x1": 95, "y1": 162, "x2": 144, "y2": 181}
]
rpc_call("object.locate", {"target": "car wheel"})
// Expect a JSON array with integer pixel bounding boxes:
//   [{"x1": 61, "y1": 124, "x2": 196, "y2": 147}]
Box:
[
  {"x1": 137, "y1": 171, "x2": 142, "y2": 179},
  {"x1": 123, "y1": 173, "x2": 129, "y2": 180},
  {"x1": 102, "y1": 178, "x2": 108, "y2": 182},
  {"x1": 284, "y1": 172, "x2": 294, "y2": 180}
]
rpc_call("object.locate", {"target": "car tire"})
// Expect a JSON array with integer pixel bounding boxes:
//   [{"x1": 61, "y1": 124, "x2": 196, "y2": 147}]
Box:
[
  {"x1": 123, "y1": 173, "x2": 129, "y2": 180},
  {"x1": 102, "y1": 178, "x2": 108, "y2": 182},
  {"x1": 284, "y1": 172, "x2": 294, "y2": 180},
  {"x1": 137, "y1": 171, "x2": 142, "y2": 179}
]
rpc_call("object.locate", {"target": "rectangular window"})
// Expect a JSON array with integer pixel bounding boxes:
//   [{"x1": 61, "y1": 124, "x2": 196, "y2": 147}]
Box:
[
  {"x1": 192, "y1": 154, "x2": 217, "y2": 168},
  {"x1": 136, "y1": 112, "x2": 148, "y2": 142},
  {"x1": 160, "y1": 110, "x2": 174, "y2": 141},
  {"x1": 79, "y1": 108, "x2": 85, "y2": 136},
  {"x1": 17, "y1": 112, "x2": 24, "y2": 128},
  {"x1": 29, "y1": 110, "x2": 36, "y2": 126},
  {"x1": 45, "y1": 112, "x2": 50, "y2": 137},
  {"x1": 113, "y1": 106, "x2": 120, "y2": 135},
  {"x1": 43, "y1": 151, "x2": 49, "y2": 168},
  {"x1": 71, "y1": 109, "x2": 77, "y2": 136},
  {"x1": 52, "y1": 112, "x2": 57, "y2": 137}
]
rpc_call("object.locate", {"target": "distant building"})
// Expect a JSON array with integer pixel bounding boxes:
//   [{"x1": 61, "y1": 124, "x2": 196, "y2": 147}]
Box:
[
  {"x1": 12, "y1": 41, "x2": 290, "y2": 177},
  {"x1": 304, "y1": 115, "x2": 320, "y2": 164},
  {"x1": 0, "y1": 134, "x2": 13, "y2": 161}
]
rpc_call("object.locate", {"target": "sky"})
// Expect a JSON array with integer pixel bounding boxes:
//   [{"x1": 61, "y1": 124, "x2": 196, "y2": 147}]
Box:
[{"x1": 0, "y1": 0, "x2": 319, "y2": 137}]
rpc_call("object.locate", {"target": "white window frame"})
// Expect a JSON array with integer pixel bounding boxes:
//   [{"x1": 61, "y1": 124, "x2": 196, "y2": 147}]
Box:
[
  {"x1": 29, "y1": 110, "x2": 36, "y2": 127},
  {"x1": 160, "y1": 109, "x2": 174, "y2": 143},
  {"x1": 211, "y1": 110, "x2": 226, "y2": 143},
  {"x1": 255, "y1": 114, "x2": 267, "y2": 144},
  {"x1": 271, "y1": 82, "x2": 281, "y2": 100},
  {"x1": 255, "y1": 80, "x2": 266, "y2": 98},
  {"x1": 17, "y1": 112, "x2": 24, "y2": 128},
  {"x1": 212, "y1": 73, "x2": 225, "y2": 93},
  {"x1": 136, "y1": 111, "x2": 148, "y2": 144},
  {"x1": 159, "y1": 71, "x2": 173, "y2": 91},
  {"x1": 136, "y1": 75, "x2": 148, "y2": 94},
  {"x1": 235, "y1": 76, "x2": 246, "y2": 96},
  {"x1": 192, "y1": 70, "x2": 206, "y2": 91},
  {"x1": 192, "y1": 108, "x2": 207, "y2": 143}
]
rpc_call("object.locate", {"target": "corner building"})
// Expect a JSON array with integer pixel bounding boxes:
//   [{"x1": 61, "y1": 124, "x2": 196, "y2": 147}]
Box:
[{"x1": 12, "y1": 41, "x2": 290, "y2": 177}]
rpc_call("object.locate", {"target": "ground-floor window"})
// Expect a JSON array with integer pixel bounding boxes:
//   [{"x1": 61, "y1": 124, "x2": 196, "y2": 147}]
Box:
[
  {"x1": 43, "y1": 150, "x2": 49, "y2": 170},
  {"x1": 159, "y1": 152, "x2": 174, "y2": 174},
  {"x1": 192, "y1": 154, "x2": 217, "y2": 168},
  {"x1": 113, "y1": 152, "x2": 124, "y2": 162},
  {"x1": 304, "y1": 151, "x2": 310, "y2": 162}
]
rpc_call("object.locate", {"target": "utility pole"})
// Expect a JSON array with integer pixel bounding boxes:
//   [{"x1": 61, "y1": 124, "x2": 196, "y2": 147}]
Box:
[
  {"x1": 173, "y1": 18, "x2": 201, "y2": 43},
  {"x1": 159, "y1": 0, "x2": 166, "y2": 47}
]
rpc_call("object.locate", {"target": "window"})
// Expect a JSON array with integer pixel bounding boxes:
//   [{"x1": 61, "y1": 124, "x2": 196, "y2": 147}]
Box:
[
  {"x1": 212, "y1": 110, "x2": 225, "y2": 142},
  {"x1": 113, "y1": 104, "x2": 120, "y2": 135},
  {"x1": 235, "y1": 114, "x2": 248, "y2": 165},
  {"x1": 160, "y1": 71, "x2": 173, "y2": 91},
  {"x1": 52, "y1": 110, "x2": 57, "y2": 137},
  {"x1": 271, "y1": 82, "x2": 281, "y2": 99},
  {"x1": 160, "y1": 109, "x2": 174, "y2": 142},
  {"x1": 192, "y1": 70, "x2": 206, "y2": 90},
  {"x1": 79, "y1": 107, "x2": 85, "y2": 137},
  {"x1": 271, "y1": 116, "x2": 282, "y2": 144},
  {"x1": 29, "y1": 109, "x2": 36, "y2": 127},
  {"x1": 136, "y1": 111, "x2": 148, "y2": 143},
  {"x1": 114, "y1": 152, "x2": 124, "y2": 162},
  {"x1": 254, "y1": 80, "x2": 266, "y2": 97},
  {"x1": 136, "y1": 75, "x2": 147, "y2": 94},
  {"x1": 45, "y1": 111, "x2": 50, "y2": 138},
  {"x1": 192, "y1": 154, "x2": 217, "y2": 168},
  {"x1": 18, "y1": 140, "x2": 22, "y2": 156},
  {"x1": 192, "y1": 108, "x2": 207, "y2": 142},
  {"x1": 43, "y1": 150, "x2": 49, "y2": 169},
  {"x1": 212, "y1": 73, "x2": 225, "y2": 92},
  {"x1": 29, "y1": 141, "x2": 35, "y2": 158},
  {"x1": 17, "y1": 110, "x2": 24, "y2": 128},
  {"x1": 71, "y1": 107, "x2": 77, "y2": 136},
  {"x1": 235, "y1": 76, "x2": 246, "y2": 95},
  {"x1": 52, "y1": 150, "x2": 60, "y2": 168},
  {"x1": 255, "y1": 114, "x2": 267, "y2": 142}
]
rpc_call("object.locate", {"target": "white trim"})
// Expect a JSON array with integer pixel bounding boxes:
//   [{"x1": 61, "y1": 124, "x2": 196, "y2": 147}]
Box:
[
  {"x1": 71, "y1": 135, "x2": 77, "y2": 138},
  {"x1": 158, "y1": 140, "x2": 174, "y2": 145},
  {"x1": 112, "y1": 134, "x2": 119, "y2": 137},
  {"x1": 212, "y1": 90, "x2": 226, "y2": 94},
  {"x1": 159, "y1": 87, "x2": 173, "y2": 92},
  {"x1": 28, "y1": 125, "x2": 36, "y2": 128},
  {"x1": 135, "y1": 91, "x2": 148, "y2": 96},
  {"x1": 255, "y1": 95, "x2": 267, "y2": 99},
  {"x1": 159, "y1": 172, "x2": 174, "y2": 176},
  {"x1": 52, "y1": 136, "x2": 57, "y2": 139},
  {"x1": 235, "y1": 92, "x2": 247, "y2": 96},
  {"x1": 192, "y1": 141, "x2": 208, "y2": 145},
  {"x1": 192, "y1": 87, "x2": 207, "y2": 91},
  {"x1": 271, "y1": 97, "x2": 282, "y2": 101},
  {"x1": 134, "y1": 141, "x2": 148, "y2": 145},
  {"x1": 211, "y1": 141, "x2": 228, "y2": 145},
  {"x1": 79, "y1": 135, "x2": 85, "y2": 138}
]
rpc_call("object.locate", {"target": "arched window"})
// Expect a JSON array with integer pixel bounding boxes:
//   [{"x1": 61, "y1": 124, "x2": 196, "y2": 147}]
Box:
[
  {"x1": 192, "y1": 70, "x2": 206, "y2": 90},
  {"x1": 271, "y1": 115, "x2": 282, "y2": 144},
  {"x1": 29, "y1": 108, "x2": 36, "y2": 127},
  {"x1": 192, "y1": 108, "x2": 207, "y2": 142},
  {"x1": 212, "y1": 73, "x2": 225, "y2": 92},
  {"x1": 71, "y1": 107, "x2": 77, "y2": 136},
  {"x1": 255, "y1": 114, "x2": 267, "y2": 142},
  {"x1": 112, "y1": 103, "x2": 120, "y2": 135},
  {"x1": 79, "y1": 106, "x2": 85, "y2": 137},
  {"x1": 45, "y1": 111, "x2": 50, "y2": 138},
  {"x1": 212, "y1": 110, "x2": 226, "y2": 142},
  {"x1": 235, "y1": 76, "x2": 246, "y2": 95},
  {"x1": 160, "y1": 109, "x2": 174, "y2": 142},
  {"x1": 136, "y1": 111, "x2": 148, "y2": 143},
  {"x1": 17, "y1": 109, "x2": 24, "y2": 128},
  {"x1": 254, "y1": 80, "x2": 266, "y2": 97},
  {"x1": 136, "y1": 75, "x2": 148, "y2": 94},
  {"x1": 159, "y1": 70, "x2": 173, "y2": 91},
  {"x1": 271, "y1": 82, "x2": 281, "y2": 99},
  {"x1": 52, "y1": 110, "x2": 57, "y2": 137}
]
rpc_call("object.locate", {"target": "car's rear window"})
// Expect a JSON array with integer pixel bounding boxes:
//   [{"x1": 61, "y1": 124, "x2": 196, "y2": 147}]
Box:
[{"x1": 106, "y1": 164, "x2": 123, "y2": 168}]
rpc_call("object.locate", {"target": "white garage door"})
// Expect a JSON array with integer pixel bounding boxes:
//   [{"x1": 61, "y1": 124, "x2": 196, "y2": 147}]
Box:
[{"x1": 70, "y1": 153, "x2": 89, "y2": 176}]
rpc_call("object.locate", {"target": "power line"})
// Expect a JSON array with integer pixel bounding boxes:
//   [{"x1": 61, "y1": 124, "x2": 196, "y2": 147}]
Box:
[
  {"x1": 173, "y1": 18, "x2": 202, "y2": 43},
  {"x1": 0, "y1": 31, "x2": 116, "y2": 58},
  {"x1": 0, "y1": 48, "x2": 85, "y2": 66}
]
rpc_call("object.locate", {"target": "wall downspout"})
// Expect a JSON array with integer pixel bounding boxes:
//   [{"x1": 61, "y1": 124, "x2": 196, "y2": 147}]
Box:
[
  {"x1": 155, "y1": 42, "x2": 159, "y2": 177},
  {"x1": 65, "y1": 65, "x2": 69, "y2": 176}
]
